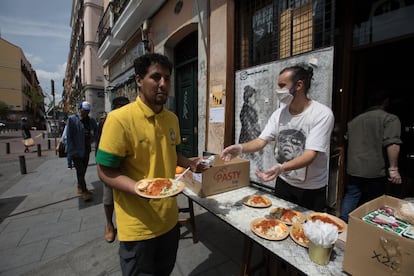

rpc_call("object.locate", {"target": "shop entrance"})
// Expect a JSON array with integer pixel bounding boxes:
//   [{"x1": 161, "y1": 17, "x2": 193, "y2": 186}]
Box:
[
  {"x1": 174, "y1": 31, "x2": 198, "y2": 157},
  {"x1": 350, "y1": 36, "x2": 414, "y2": 198}
]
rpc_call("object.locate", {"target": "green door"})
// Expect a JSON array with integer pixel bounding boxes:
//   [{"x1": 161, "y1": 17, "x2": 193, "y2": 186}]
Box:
[
  {"x1": 175, "y1": 60, "x2": 198, "y2": 157},
  {"x1": 175, "y1": 31, "x2": 198, "y2": 157}
]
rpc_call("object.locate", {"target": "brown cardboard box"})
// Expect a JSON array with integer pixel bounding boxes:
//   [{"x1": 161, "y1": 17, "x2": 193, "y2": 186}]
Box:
[
  {"x1": 343, "y1": 195, "x2": 414, "y2": 275},
  {"x1": 182, "y1": 155, "x2": 250, "y2": 197}
]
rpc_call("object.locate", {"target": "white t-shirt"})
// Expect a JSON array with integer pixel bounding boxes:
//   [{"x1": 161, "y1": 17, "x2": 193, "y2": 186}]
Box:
[{"x1": 259, "y1": 100, "x2": 334, "y2": 189}]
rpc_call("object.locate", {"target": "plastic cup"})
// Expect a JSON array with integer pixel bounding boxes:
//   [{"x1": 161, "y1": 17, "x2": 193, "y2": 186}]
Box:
[{"x1": 308, "y1": 240, "x2": 333, "y2": 265}]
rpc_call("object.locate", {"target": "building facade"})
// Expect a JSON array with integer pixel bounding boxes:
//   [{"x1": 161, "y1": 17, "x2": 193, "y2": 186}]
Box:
[
  {"x1": 0, "y1": 37, "x2": 46, "y2": 129},
  {"x1": 64, "y1": 0, "x2": 105, "y2": 119},
  {"x1": 95, "y1": 0, "x2": 414, "y2": 208}
]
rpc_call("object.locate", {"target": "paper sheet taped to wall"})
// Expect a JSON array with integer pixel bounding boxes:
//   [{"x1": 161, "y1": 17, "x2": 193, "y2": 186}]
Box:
[{"x1": 209, "y1": 107, "x2": 224, "y2": 123}]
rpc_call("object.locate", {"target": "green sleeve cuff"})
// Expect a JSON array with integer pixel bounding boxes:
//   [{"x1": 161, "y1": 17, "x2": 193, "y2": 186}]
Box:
[{"x1": 96, "y1": 148, "x2": 124, "y2": 167}]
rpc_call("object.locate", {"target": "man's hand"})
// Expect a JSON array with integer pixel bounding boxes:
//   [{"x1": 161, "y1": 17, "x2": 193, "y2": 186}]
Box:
[
  {"x1": 388, "y1": 168, "x2": 402, "y2": 184},
  {"x1": 255, "y1": 164, "x2": 284, "y2": 182},
  {"x1": 221, "y1": 144, "x2": 243, "y2": 162},
  {"x1": 189, "y1": 158, "x2": 210, "y2": 173}
]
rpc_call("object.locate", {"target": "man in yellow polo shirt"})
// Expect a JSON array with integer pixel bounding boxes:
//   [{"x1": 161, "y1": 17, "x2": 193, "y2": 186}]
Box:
[{"x1": 96, "y1": 53, "x2": 206, "y2": 275}]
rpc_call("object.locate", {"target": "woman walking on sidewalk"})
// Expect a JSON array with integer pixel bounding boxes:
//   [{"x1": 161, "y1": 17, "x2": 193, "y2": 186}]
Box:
[{"x1": 21, "y1": 117, "x2": 32, "y2": 153}]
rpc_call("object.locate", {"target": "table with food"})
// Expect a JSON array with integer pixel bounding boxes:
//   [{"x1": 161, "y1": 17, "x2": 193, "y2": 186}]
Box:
[
  {"x1": 182, "y1": 185, "x2": 346, "y2": 275},
  {"x1": 133, "y1": 171, "x2": 414, "y2": 275},
  {"x1": 167, "y1": 158, "x2": 414, "y2": 275}
]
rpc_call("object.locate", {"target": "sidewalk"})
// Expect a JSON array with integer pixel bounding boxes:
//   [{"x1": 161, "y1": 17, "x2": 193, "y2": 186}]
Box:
[{"x1": 0, "y1": 139, "x2": 253, "y2": 275}]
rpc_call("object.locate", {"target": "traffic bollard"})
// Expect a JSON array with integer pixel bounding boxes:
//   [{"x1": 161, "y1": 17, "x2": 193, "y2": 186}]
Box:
[
  {"x1": 6, "y1": 142, "x2": 10, "y2": 154},
  {"x1": 37, "y1": 144, "x2": 41, "y2": 157},
  {"x1": 19, "y1": 155, "x2": 27, "y2": 174},
  {"x1": 48, "y1": 139, "x2": 51, "y2": 150}
]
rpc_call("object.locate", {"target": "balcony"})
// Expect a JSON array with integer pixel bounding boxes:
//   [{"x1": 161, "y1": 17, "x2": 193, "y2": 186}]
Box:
[
  {"x1": 97, "y1": 0, "x2": 165, "y2": 64},
  {"x1": 98, "y1": 1, "x2": 113, "y2": 47}
]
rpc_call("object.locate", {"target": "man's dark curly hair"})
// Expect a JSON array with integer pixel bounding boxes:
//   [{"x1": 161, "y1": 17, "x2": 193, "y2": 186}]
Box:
[
  {"x1": 133, "y1": 53, "x2": 172, "y2": 78},
  {"x1": 280, "y1": 64, "x2": 314, "y2": 93},
  {"x1": 112, "y1": 96, "x2": 130, "y2": 109}
]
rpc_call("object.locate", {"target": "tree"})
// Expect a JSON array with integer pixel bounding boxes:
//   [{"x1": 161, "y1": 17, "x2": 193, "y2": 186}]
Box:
[
  {"x1": 29, "y1": 87, "x2": 44, "y2": 118},
  {"x1": 0, "y1": 101, "x2": 9, "y2": 120}
]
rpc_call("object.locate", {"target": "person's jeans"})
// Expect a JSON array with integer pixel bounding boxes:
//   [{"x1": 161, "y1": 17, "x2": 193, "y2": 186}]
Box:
[
  {"x1": 72, "y1": 153, "x2": 90, "y2": 192},
  {"x1": 340, "y1": 174, "x2": 387, "y2": 222},
  {"x1": 67, "y1": 154, "x2": 73, "y2": 168},
  {"x1": 340, "y1": 176, "x2": 362, "y2": 222}
]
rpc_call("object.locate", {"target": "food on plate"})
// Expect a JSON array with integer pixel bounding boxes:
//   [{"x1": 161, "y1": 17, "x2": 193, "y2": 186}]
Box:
[
  {"x1": 251, "y1": 218, "x2": 289, "y2": 240},
  {"x1": 135, "y1": 178, "x2": 184, "y2": 198},
  {"x1": 290, "y1": 223, "x2": 309, "y2": 247},
  {"x1": 243, "y1": 195, "x2": 272, "y2": 208},
  {"x1": 307, "y1": 212, "x2": 347, "y2": 232},
  {"x1": 269, "y1": 207, "x2": 306, "y2": 225}
]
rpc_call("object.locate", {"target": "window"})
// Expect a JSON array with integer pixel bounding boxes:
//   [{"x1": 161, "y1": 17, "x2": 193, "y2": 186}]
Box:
[
  {"x1": 352, "y1": 0, "x2": 414, "y2": 46},
  {"x1": 235, "y1": 0, "x2": 335, "y2": 69}
]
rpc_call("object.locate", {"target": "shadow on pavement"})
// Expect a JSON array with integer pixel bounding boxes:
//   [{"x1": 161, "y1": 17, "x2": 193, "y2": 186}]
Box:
[
  {"x1": 78, "y1": 180, "x2": 103, "y2": 209},
  {"x1": 0, "y1": 195, "x2": 26, "y2": 223}
]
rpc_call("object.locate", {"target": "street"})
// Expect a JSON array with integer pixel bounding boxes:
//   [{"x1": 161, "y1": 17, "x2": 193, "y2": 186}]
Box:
[
  {"x1": 0, "y1": 128, "x2": 248, "y2": 276},
  {"x1": 0, "y1": 130, "x2": 58, "y2": 195}
]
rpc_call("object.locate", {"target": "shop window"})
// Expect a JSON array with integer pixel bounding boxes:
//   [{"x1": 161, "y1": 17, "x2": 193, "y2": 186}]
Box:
[
  {"x1": 235, "y1": 0, "x2": 334, "y2": 69},
  {"x1": 352, "y1": 0, "x2": 414, "y2": 46}
]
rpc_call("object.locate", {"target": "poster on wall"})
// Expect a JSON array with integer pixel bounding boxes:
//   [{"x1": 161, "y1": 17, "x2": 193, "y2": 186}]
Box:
[
  {"x1": 235, "y1": 62, "x2": 277, "y2": 185},
  {"x1": 235, "y1": 47, "x2": 334, "y2": 188}
]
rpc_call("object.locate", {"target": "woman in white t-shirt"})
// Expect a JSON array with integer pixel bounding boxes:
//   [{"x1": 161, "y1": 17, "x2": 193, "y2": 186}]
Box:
[{"x1": 221, "y1": 65, "x2": 334, "y2": 211}]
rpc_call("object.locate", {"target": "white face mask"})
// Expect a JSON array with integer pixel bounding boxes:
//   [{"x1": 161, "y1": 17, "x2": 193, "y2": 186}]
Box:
[{"x1": 275, "y1": 88, "x2": 294, "y2": 105}]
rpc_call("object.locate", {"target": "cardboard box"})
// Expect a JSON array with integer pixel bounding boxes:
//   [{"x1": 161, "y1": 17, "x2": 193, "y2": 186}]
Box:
[
  {"x1": 343, "y1": 195, "x2": 414, "y2": 275},
  {"x1": 182, "y1": 155, "x2": 250, "y2": 197}
]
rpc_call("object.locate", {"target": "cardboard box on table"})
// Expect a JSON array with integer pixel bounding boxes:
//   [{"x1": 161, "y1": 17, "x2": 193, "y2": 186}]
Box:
[
  {"x1": 343, "y1": 195, "x2": 414, "y2": 276},
  {"x1": 182, "y1": 155, "x2": 250, "y2": 197}
]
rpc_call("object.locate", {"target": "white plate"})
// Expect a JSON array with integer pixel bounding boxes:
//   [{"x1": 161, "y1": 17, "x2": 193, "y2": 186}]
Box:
[
  {"x1": 243, "y1": 195, "x2": 272, "y2": 208},
  {"x1": 250, "y1": 218, "x2": 289, "y2": 241},
  {"x1": 135, "y1": 178, "x2": 185, "y2": 199}
]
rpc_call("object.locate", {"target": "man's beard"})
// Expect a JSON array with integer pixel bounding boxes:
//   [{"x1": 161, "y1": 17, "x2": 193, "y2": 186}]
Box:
[{"x1": 154, "y1": 94, "x2": 168, "y2": 105}]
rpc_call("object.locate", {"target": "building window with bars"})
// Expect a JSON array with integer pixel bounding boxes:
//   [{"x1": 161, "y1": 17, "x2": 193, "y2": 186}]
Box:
[{"x1": 235, "y1": 0, "x2": 334, "y2": 70}]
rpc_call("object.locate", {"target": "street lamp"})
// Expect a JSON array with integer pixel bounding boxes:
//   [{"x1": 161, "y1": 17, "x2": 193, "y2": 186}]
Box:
[{"x1": 51, "y1": 79, "x2": 57, "y2": 151}]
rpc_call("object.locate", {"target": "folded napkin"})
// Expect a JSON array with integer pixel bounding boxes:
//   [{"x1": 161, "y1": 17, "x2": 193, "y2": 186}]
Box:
[{"x1": 303, "y1": 220, "x2": 338, "y2": 248}]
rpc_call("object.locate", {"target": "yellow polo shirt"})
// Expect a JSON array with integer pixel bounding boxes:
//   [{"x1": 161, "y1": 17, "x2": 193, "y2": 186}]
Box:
[{"x1": 96, "y1": 97, "x2": 180, "y2": 241}]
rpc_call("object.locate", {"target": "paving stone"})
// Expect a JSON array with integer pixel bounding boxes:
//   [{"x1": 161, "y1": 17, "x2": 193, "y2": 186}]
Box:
[
  {"x1": 0, "y1": 239, "x2": 47, "y2": 272},
  {"x1": 0, "y1": 227, "x2": 27, "y2": 250},
  {"x1": 19, "y1": 216, "x2": 82, "y2": 245},
  {"x1": 2, "y1": 210, "x2": 61, "y2": 232}
]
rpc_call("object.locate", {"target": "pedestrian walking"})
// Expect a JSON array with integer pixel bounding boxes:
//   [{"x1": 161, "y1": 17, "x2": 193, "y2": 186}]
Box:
[
  {"x1": 21, "y1": 117, "x2": 34, "y2": 153},
  {"x1": 66, "y1": 101, "x2": 98, "y2": 202},
  {"x1": 97, "y1": 96, "x2": 130, "y2": 243}
]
